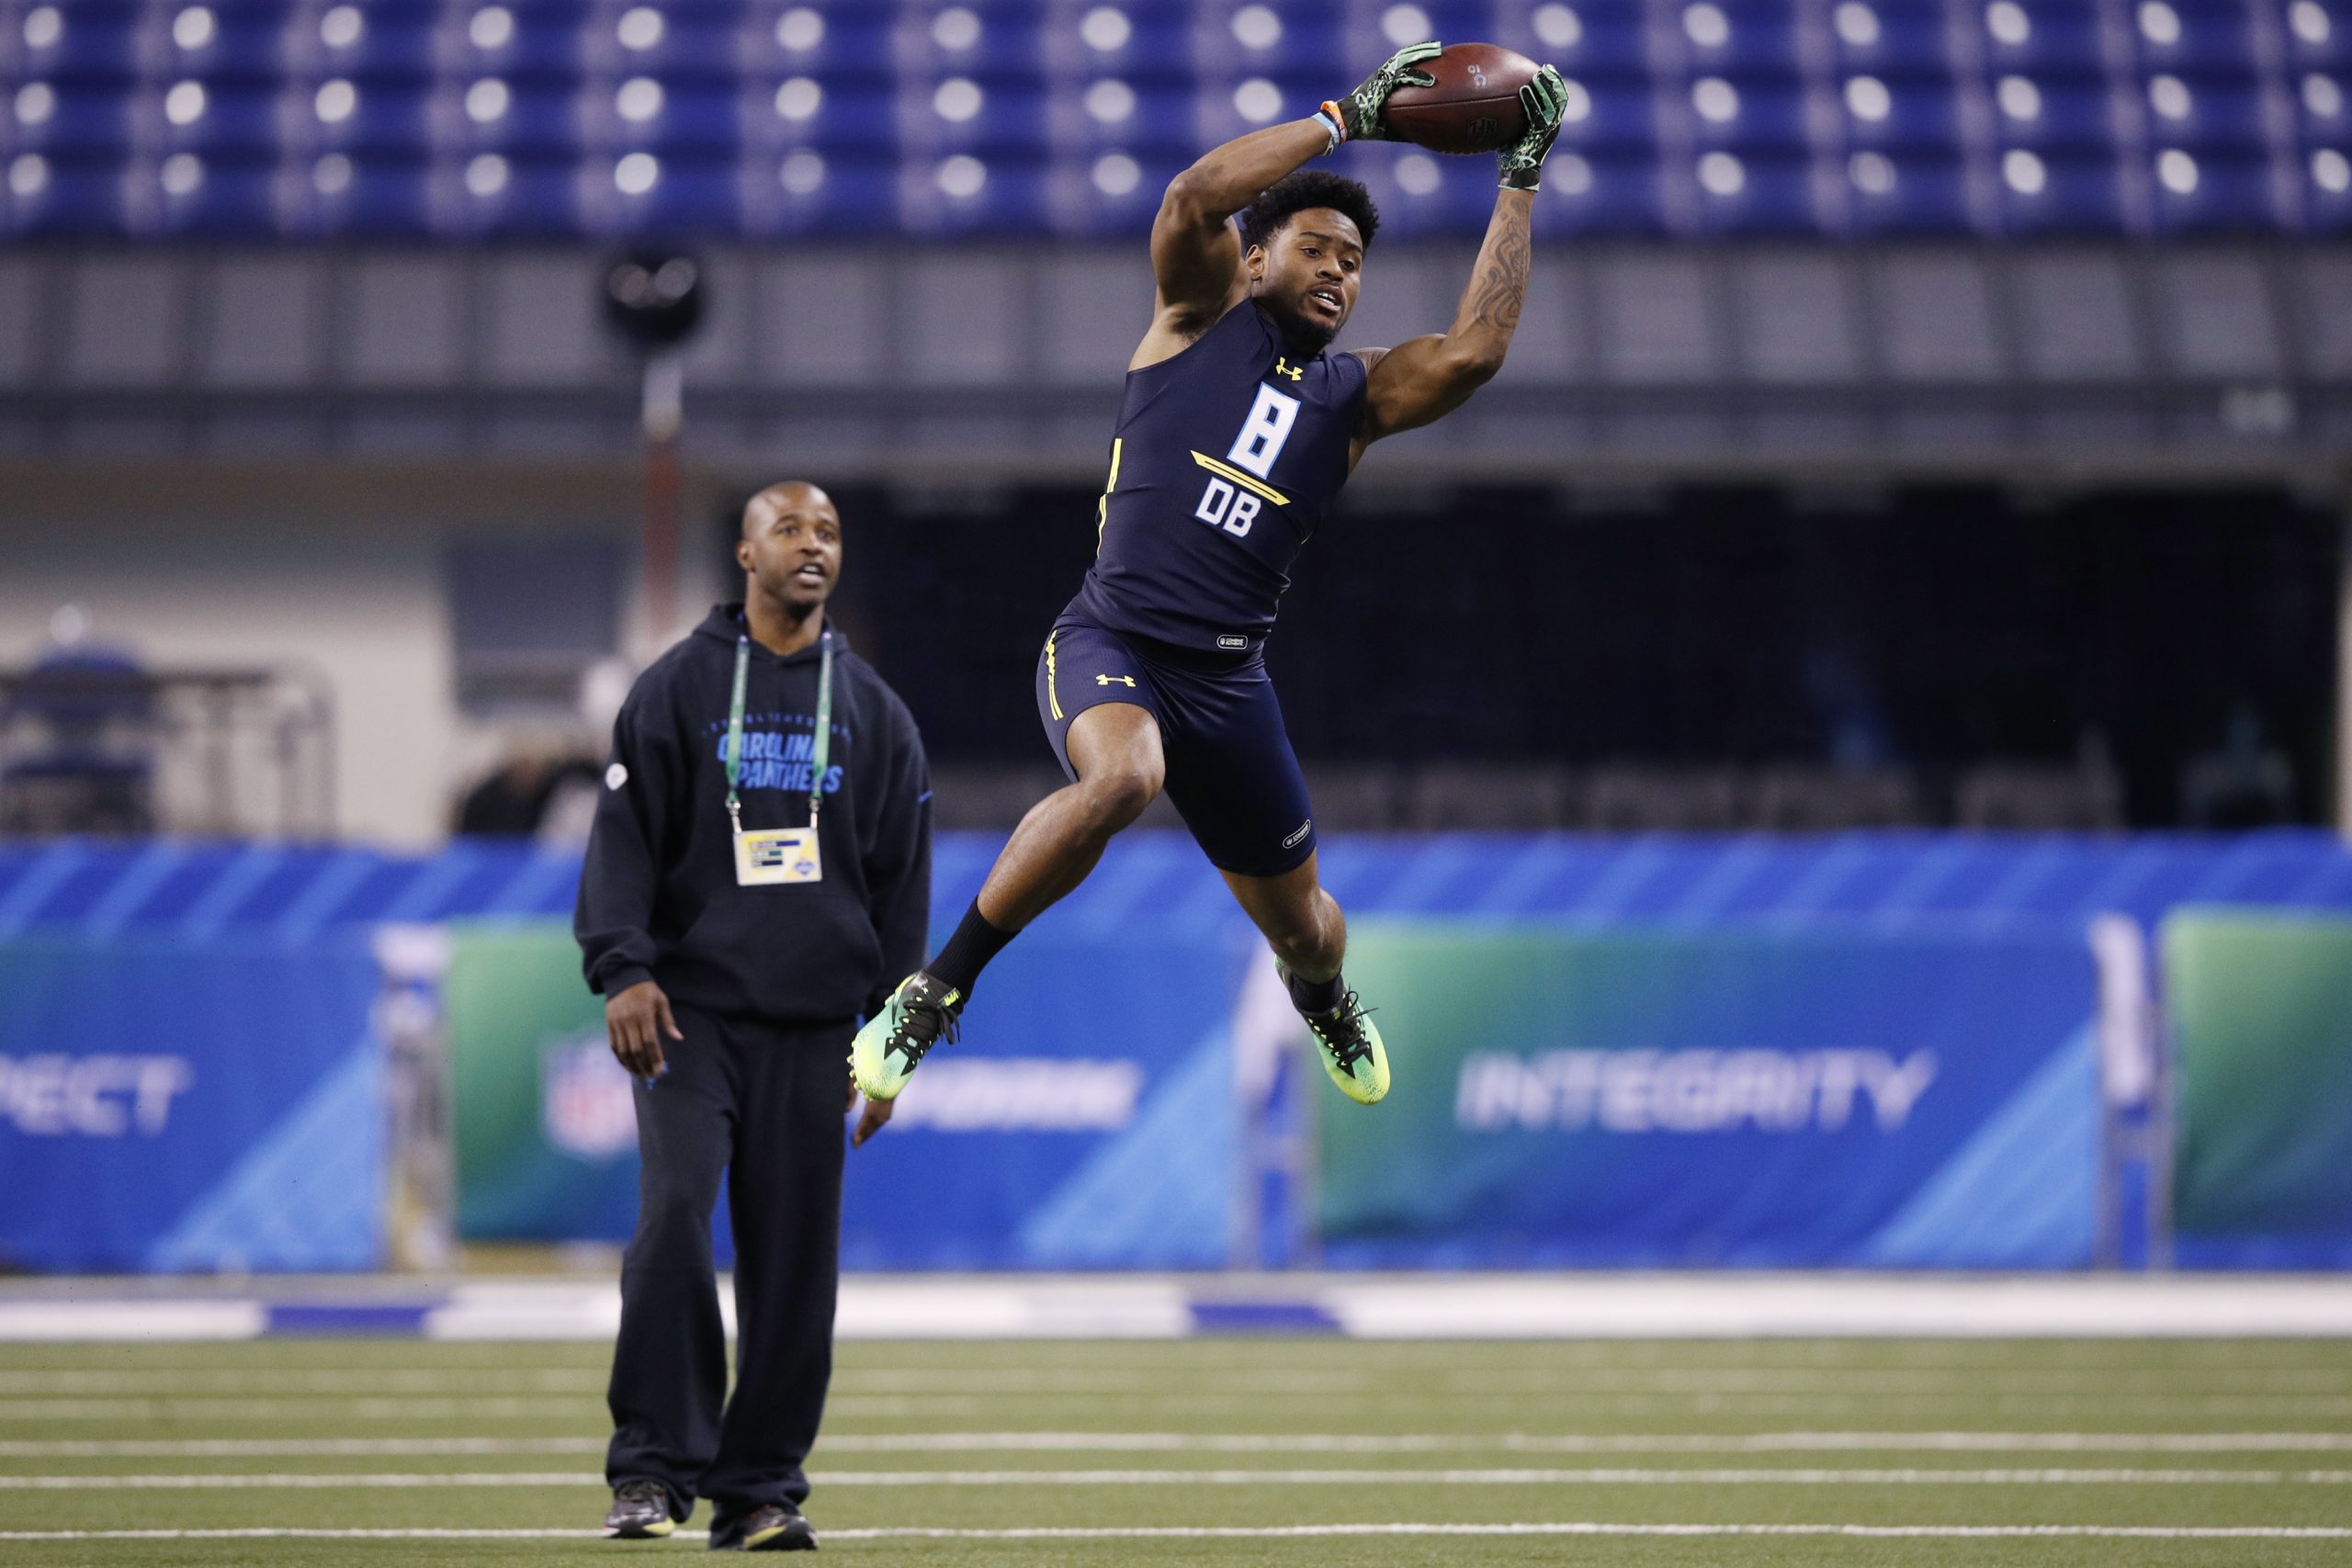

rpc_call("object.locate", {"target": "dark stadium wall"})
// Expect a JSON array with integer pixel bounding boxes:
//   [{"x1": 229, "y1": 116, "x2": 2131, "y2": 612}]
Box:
[{"x1": 790, "y1": 480, "x2": 2343, "y2": 830}]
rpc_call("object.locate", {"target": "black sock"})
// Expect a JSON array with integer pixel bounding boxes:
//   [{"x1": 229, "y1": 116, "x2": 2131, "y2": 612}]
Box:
[
  {"x1": 1286, "y1": 967, "x2": 1342, "y2": 1015},
  {"x1": 926, "y1": 899, "x2": 1017, "y2": 999}
]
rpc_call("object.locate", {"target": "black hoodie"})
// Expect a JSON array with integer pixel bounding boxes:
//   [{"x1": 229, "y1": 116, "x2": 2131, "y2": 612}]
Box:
[{"x1": 575, "y1": 604, "x2": 932, "y2": 1026}]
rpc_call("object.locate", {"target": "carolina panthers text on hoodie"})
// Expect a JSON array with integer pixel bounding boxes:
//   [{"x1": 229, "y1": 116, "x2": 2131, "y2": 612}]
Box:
[{"x1": 575, "y1": 604, "x2": 932, "y2": 1025}]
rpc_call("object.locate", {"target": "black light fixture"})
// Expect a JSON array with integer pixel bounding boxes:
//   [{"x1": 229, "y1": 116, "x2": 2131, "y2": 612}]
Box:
[
  {"x1": 599, "y1": 249, "x2": 707, "y2": 650},
  {"x1": 601, "y1": 250, "x2": 705, "y2": 352}
]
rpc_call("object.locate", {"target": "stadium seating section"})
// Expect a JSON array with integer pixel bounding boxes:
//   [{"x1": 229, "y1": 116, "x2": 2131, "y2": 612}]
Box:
[{"x1": 0, "y1": 0, "x2": 2346, "y2": 239}]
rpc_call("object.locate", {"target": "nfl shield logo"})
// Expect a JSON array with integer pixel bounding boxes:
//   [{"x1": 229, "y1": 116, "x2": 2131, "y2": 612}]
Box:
[{"x1": 541, "y1": 1033, "x2": 638, "y2": 1161}]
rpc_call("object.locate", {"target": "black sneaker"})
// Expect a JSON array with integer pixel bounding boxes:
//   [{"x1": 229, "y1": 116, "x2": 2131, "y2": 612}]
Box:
[
  {"x1": 604, "y1": 1479, "x2": 675, "y2": 1540},
  {"x1": 711, "y1": 1504, "x2": 816, "y2": 1551},
  {"x1": 849, "y1": 971, "x2": 963, "y2": 1101}
]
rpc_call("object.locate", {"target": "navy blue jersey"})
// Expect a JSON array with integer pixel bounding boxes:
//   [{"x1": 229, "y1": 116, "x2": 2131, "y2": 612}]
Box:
[{"x1": 1070, "y1": 301, "x2": 1369, "y2": 655}]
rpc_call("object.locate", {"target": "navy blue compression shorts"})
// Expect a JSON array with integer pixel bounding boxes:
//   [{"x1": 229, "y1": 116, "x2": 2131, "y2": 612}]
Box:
[{"x1": 1035, "y1": 612, "x2": 1317, "y2": 879}]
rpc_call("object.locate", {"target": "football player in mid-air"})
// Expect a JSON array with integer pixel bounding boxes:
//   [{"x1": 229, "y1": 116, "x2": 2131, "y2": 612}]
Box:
[{"x1": 853, "y1": 44, "x2": 1569, "y2": 1109}]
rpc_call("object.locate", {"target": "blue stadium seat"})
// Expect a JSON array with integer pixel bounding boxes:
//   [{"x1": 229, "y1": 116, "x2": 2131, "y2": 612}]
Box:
[
  {"x1": 898, "y1": 78, "x2": 1048, "y2": 156},
  {"x1": 1839, "y1": 150, "x2": 1974, "y2": 234},
  {"x1": 2306, "y1": 144, "x2": 2352, "y2": 229},
  {"x1": 2125, "y1": 2, "x2": 2257, "y2": 73},
  {"x1": 898, "y1": 151, "x2": 1049, "y2": 233},
  {"x1": 1489, "y1": 4, "x2": 1649, "y2": 75},
  {"x1": 428, "y1": 79, "x2": 578, "y2": 157},
  {"x1": 2146, "y1": 147, "x2": 2284, "y2": 231},
  {"x1": 2140, "y1": 75, "x2": 2268, "y2": 151},
  {"x1": 1554, "y1": 77, "x2": 1659, "y2": 155},
  {"x1": 433, "y1": 2, "x2": 590, "y2": 81},
  {"x1": 2298, "y1": 68, "x2": 2348, "y2": 140},
  {"x1": 282, "y1": 152, "x2": 431, "y2": 236},
  {"x1": 132, "y1": 81, "x2": 278, "y2": 158},
  {"x1": 575, "y1": 2, "x2": 740, "y2": 85},
  {"x1": 1350, "y1": 141, "x2": 1500, "y2": 239},
  {"x1": 287, "y1": 80, "x2": 431, "y2": 159},
  {"x1": 1041, "y1": 1, "x2": 1197, "y2": 86},
  {"x1": 1046, "y1": 78, "x2": 1198, "y2": 158},
  {"x1": 1673, "y1": 3, "x2": 1803, "y2": 74},
  {"x1": 1994, "y1": 151, "x2": 2125, "y2": 232},
  {"x1": 130, "y1": 150, "x2": 276, "y2": 234},
  {"x1": 429, "y1": 152, "x2": 582, "y2": 236},
  {"x1": 580, "y1": 78, "x2": 741, "y2": 156},
  {"x1": 144, "y1": 5, "x2": 296, "y2": 90},
  {"x1": 582, "y1": 151, "x2": 741, "y2": 236},
  {"x1": 1045, "y1": 147, "x2": 1182, "y2": 236},
  {"x1": 4, "y1": 5, "x2": 139, "y2": 87},
  {"x1": 898, "y1": 1, "x2": 1048, "y2": 79},
  {"x1": 1837, "y1": 76, "x2": 1964, "y2": 153},
  {"x1": 740, "y1": 150, "x2": 899, "y2": 235},
  {"x1": 1680, "y1": 150, "x2": 1820, "y2": 235},
  {"x1": 1674, "y1": 75, "x2": 1807, "y2": 152},
  {"x1": 1987, "y1": 77, "x2": 2119, "y2": 153},
  {"x1": 1821, "y1": 2, "x2": 1956, "y2": 73},
  {"x1": 1194, "y1": 0, "x2": 1345, "y2": 79},
  {"x1": 3, "y1": 84, "x2": 133, "y2": 157},
  {"x1": 1531, "y1": 152, "x2": 1668, "y2": 234},
  {"x1": 284, "y1": 4, "x2": 437, "y2": 85},
  {"x1": 742, "y1": 3, "x2": 904, "y2": 90},
  {"x1": 742, "y1": 79, "x2": 899, "y2": 156},
  {"x1": 1978, "y1": 2, "x2": 2106, "y2": 73},
  {"x1": 2282, "y1": 0, "x2": 2350, "y2": 67},
  {"x1": 0, "y1": 152, "x2": 131, "y2": 236},
  {"x1": 1193, "y1": 72, "x2": 1328, "y2": 146}
]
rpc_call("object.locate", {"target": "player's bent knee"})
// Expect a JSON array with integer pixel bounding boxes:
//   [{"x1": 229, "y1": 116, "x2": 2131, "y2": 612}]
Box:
[{"x1": 1076, "y1": 764, "x2": 1160, "y2": 835}]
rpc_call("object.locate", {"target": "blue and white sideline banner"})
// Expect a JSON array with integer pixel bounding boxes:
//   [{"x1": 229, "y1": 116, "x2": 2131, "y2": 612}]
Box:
[{"x1": 0, "y1": 934, "x2": 384, "y2": 1272}]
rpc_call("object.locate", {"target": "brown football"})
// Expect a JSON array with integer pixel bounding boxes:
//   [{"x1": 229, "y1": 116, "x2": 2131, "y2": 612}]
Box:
[{"x1": 1381, "y1": 42, "x2": 1539, "y2": 155}]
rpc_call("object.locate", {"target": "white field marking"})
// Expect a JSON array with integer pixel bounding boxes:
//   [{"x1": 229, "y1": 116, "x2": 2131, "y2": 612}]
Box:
[
  {"x1": 18, "y1": 1384, "x2": 2352, "y2": 1416},
  {"x1": 0, "y1": 1394, "x2": 975, "y2": 1421},
  {"x1": 822, "y1": 1431, "x2": 2352, "y2": 1455},
  {"x1": 0, "y1": 1437, "x2": 607, "y2": 1457},
  {"x1": 9, "y1": 1366, "x2": 2352, "y2": 1398},
  {"x1": 0, "y1": 1370, "x2": 607, "y2": 1395},
  {"x1": 0, "y1": 1303, "x2": 264, "y2": 1341},
  {"x1": 8, "y1": 1431, "x2": 2352, "y2": 1461},
  {"x1": 9, "y1": 1467, "x2": 2352, "y2": 1490},
  {"x1": 4, "y1": 1524, "x2": 2352, "y2": 1542}
]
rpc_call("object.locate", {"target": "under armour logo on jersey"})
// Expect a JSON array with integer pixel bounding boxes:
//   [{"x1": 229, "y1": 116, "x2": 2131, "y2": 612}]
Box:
[
  {"x1": 1095, "y1": 674, "x2": 1137, "y2": 687},
  {"x1": 1273, "y1": 356, "x2": 1305, "y2": 382}
]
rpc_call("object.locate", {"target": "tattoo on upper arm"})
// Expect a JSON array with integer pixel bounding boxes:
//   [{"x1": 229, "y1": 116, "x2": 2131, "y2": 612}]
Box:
[{"x1": 1466, "y1": 215, "x2": 1532, "y2": 333}]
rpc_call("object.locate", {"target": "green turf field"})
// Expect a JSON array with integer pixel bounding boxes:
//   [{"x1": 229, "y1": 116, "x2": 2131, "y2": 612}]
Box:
[{"x1": 3, "y1": 1336, "x2": 2349, "y2": 1565}]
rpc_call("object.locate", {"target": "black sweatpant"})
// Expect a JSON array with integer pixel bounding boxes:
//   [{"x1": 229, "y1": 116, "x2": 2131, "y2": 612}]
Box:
[{"x1": 605, "y1": 1003, "x2": 850, "y2": 1531}]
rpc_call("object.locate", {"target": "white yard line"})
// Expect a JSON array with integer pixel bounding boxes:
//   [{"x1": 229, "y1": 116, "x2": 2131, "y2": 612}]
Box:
[
  {"x1": 7, "y1": 1467, "x2": 2352, "y2": 1489},
  {"x1": 10, "y1": 1367, "x2": 2346, "y2": 1396},
  {"x1": 8, "y1": 1431, "x2": 2352, "y2": 1460},
  {"x1": 4, "y1": 1523, "x2": 2352, "y2": 1541},
  {"x1": 0, "y1": 1395, "x2": 974, "y2": 1421},
  {"x1": 12, "y1": 1275, "x2": 2352, "y2": 1342}
]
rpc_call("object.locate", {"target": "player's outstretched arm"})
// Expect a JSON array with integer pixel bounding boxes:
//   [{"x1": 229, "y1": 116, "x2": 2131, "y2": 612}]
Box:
[
  {"x1": 1354, "y1": 66, "x2": 1570, "y2": 448},
  {"x1": 1136, "y1": 44, "x2": 1445, "y2": 368}
]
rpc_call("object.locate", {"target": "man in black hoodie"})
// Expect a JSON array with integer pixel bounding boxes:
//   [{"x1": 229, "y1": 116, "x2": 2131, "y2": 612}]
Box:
[{"x1": 576, "y1": 480, "x2": 931, "y2": 1551}]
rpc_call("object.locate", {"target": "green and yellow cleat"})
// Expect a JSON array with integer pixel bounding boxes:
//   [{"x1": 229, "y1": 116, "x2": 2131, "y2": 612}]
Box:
[
  {"x1": 1302, "y1": 988, "x2": 1389, "y2": 1105},
  {"x1": 849, "y1": 971, "x2": 963, "y2": 1101}
]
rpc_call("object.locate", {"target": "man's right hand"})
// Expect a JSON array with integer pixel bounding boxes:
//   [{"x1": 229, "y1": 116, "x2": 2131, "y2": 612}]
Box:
[
  {"x1": 1340, "y1": 40, "x2": 1442, "y2": 142},
  {"x1": 606, "y1": 980, "x2": 684, "y2": 1079}
]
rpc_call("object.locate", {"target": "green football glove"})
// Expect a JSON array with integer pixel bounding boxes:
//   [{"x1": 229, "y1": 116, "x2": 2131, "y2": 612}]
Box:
[
  {"x1": 1498, "y1": 65, "x2": 1571, "y2": 190},
  {"x1": 1338, "y1": 40, "x2": 1442, "y2": 143}
]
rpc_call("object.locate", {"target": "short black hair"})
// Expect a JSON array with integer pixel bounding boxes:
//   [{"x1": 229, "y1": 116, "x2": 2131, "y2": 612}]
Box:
[{"x1": 1237, "y1": 170, "x2": 1380, "y2": 254}]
